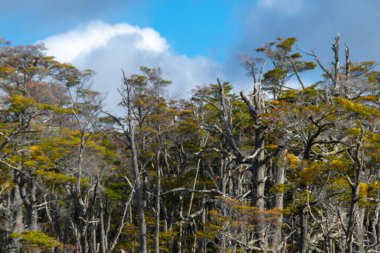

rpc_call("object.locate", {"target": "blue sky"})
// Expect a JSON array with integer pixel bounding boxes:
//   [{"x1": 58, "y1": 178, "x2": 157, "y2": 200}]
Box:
[
  {"x1": 128, "y1": 0, "x2": 246, "y2": 59},
  {"x1": 2, "y1": 0, "x2": 380, "y2": 110},
  {"x1": 1, "y1": 0, "x2": 252, "y2": 62}
]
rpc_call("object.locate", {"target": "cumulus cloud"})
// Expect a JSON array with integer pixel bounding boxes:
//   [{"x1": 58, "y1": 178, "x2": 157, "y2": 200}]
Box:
[
  {"x1": 40, "y1": 21, "x2": 222, "y2": 112},
  {"x1": 40, "y1": 21, "x2": 168, "y2": 63}
]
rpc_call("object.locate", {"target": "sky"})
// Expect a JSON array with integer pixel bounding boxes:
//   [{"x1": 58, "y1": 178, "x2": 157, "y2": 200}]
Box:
[{"x1": 1, "y1": 0, "x2": 380, "y2": 111}]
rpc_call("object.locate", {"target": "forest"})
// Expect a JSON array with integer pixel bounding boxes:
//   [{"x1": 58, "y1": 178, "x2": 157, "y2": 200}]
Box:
[{"x1": 0, "y1": 35, "x2": 380, "y2": 253}]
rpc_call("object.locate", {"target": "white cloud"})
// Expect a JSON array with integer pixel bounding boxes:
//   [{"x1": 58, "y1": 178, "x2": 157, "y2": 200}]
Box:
[
  {"x1": 40, "y1": 21, "x2": 222, "y2": 112},
  {"x1": 40, "y1": 21, "x2": 168, "y2": 63}
]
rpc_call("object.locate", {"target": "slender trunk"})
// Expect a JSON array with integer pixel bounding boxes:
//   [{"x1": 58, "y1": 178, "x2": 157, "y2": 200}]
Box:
[
  {"x1": 154, "y1": 151, "x2": 161, "y2": 253},
  {"x1": 355, "y1": 205, "x2": 365, "y2": 252},
  {"x1": 10, "y1": 176, "x2": 24, "y2": 252},
  {"x1": 298, "y1": 207, "x2": 308, "y2": 253},
  {"x1": 100, "y1": 200, "x2": 107, "y2": 253},
  {"x1": 76, "y1": 130, "x2": 88, "y2": 253},
  {"x1": 345, "y1": 178, "x2": 361, "y2": 252},
  {"x1": 346, "y1": 192, "x2": 357, "y2": 253},
  {"x1": 181, "y1": 159, "x2": 201, "y2": 253},
  {"x1": 130, "y1": 129, "x2": 147, "y2": 253},
  {"x1": 21, "y1": 180, "x2": 38, "y2": 231},
  {"x1": 191, "y1": 222, "x2": 198, "y2": 253},
  {"x1": 107, "y1": 188, "x2": 134, "y2": 253},
  {"x1": 371, "y1": 191, "x2": 380, "y2": 251},
  {"x1": 251, "y1": 129, "x2": 267, "y2": 248},
  {"x1": 201, "y1": 191, "x2": 207, "y2": 253},
  {"x1": 178, "y1": 195, "x2": 183, "y2": 253},
  {"x1": 270, "y1": 149, "x2": 286, "y2": 250},
  {"x1": 13, "y1": 179, "x2": 24, "y2": 234}
]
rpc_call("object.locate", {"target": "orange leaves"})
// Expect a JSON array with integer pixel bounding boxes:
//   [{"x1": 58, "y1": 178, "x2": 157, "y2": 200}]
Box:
[
  {"x1": 211, "y1": 196, "x2": 281, "y2": 233},
  {"x1": 209, "y1": 209, "x2": 218, "y2": 216},
  {"x1": 29, "y1": 145, "x2": 40, "y2": 152}
]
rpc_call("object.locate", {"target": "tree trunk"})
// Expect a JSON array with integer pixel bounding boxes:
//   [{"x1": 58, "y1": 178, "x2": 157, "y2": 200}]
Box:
[
  {"x1": 251, "y1": 129, "x2": 267, "y2": 248},
  {"x1": 10, "y1": 175, "x2": 24, "y2": 252},
  {"x1": 154, "y1": 151, "x2": 161, "y2": 253},
  {"x1": 12, "y1": 176, "x2": 24, "y2": 234},
  {"x1": 298, "y1": 207, "x2": 309, "y2": 253},
  {"x1": 100, "y1": 200, "x2": 107, "y2": 253},
  {"x1": 355, "y1": 205, "x2": 365, "y2": 252},
  {"x1": 130, "y1": 129, "x2": 147, "y2": 253},
  {"x1": 270, "y1": 149, "x2": 286, "y2": 250}
]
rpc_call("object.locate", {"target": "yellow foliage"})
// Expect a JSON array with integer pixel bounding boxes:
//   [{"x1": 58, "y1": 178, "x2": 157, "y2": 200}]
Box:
[
  {"x1": 299, "y1": 167, "x2": 313, "y2": 183},
  {"x1": 330, "y1": 158, "x2": 350, "y2": 171},
  {"x1": 265, "y1": 144, "x2": 279, "y2": 150},
  {"x1": 10, "y1": 231, "x2": 61, "y2": 249},
  {"x1": 359, "y1": 182, "x2": 368, "y2": 198},
  {"x1": 286, "y1": 153, "x2": 299, "y2": 167},
  {"x1": 195, "y1": 229, "x2": 216, "y2": 240},
  {"x1": 29, "y1": 146, "x2": 40, "y2": 152},
  {"x1": 350, "y1": 127, "x2": 362, "y2": 135},
  {"x1": 331, "y1": 159, "x2": 344, "y2": 166},
  {"x1": 0, "y1": 177, "x2": 14, "y2": 195},
  {"x1": 335, "y1": 97, "x2": 380, "y2": 118},
  {"x1": 0, "y1": 66, "x2": 15, "y2": 74},
  {"x1": 331, "y1": 178, "x2": 350, "y2": 189},
  {"x1": 11, "y1": 95, "x2": 36, "y2": 111},
  {"x1": 35, "y1": 170, "x2": 88, "y2": 186},
  {"x1": 299, "y1": 162, "x2": 327, "y2": 184},
  {"x1": 209, "y1": 209, "x2": 218, "y2": 216},
  {"x1": 359, "y1": 95, "x2": 378, "y2": 102},
  {"x1": 371, "y1": 181, "x2": 380, "y2": 191}
]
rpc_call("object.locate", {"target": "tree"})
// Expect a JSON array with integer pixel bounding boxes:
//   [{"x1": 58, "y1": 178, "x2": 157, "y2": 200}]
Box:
[{"x1": 1, "y1": 35, "x2": 380, "y2": 253}]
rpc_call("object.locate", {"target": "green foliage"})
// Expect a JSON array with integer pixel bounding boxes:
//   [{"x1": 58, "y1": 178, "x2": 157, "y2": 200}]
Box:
[
  {"x1": 279, "y1": 89, "x2": 298, "y2": 102},
  {"x1": 335, "y1": 97, "x2": 380, "y2": 119},
  {"x1": 104, "y1": 179, "x2": 129, "y2": 200},
  {"x1": 276, "y1": 37, "x2": 297, "y2": 52},
  {"x1": 264, "y1": 67, "x2": 287, "y2": 80},
  {"x1": 11, "y1": 231, "x2": 61, "y2": 249},
  {"x1": 1, "y1": 36, "x2": 380, "y2": 253}
]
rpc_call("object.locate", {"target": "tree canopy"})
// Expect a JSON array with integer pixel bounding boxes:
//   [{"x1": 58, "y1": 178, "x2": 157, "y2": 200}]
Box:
[{"x1": 1, "y1": 36, "x2": 380, "y2": 253}]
